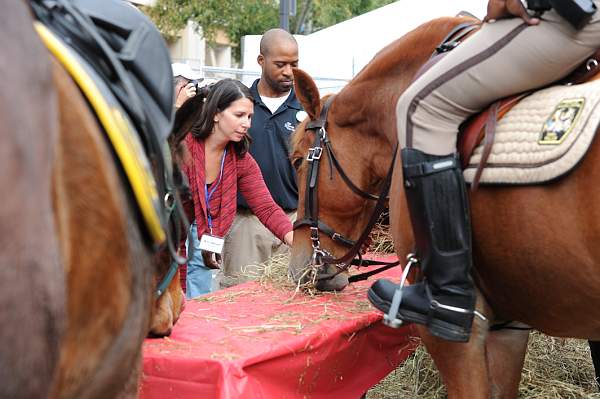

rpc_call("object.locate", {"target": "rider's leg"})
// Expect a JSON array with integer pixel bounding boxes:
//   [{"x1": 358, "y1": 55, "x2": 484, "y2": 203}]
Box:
[
  {"x1": 368, "y1": 6, "x2": 600, "y2": 342},
  {"x1": 368, "y1": 148, "x2": 475, "y2": 342}
]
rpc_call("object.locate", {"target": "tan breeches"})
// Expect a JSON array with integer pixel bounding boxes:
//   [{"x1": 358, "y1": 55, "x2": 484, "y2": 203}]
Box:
[{"x1": 397, "y1": 5, "x2": 600, "y2": 155}]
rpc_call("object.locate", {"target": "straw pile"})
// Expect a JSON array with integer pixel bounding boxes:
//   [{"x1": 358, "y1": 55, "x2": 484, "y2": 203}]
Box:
[
  {"x1": 367, "y1": 332, "x2": 600, "y2": 398},
  {"x1": 242, "y1": 212, "x2": 395, "y2": 286},
  {"x1": 369, "y1": 211, "x2": 395, "y2": 254},
  {"x1": 242, "y1": 252, "x2": 298, "y2": 289}
]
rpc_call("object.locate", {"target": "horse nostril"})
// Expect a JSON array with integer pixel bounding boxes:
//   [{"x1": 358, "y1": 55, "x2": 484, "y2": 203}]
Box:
[{"x1": 148, "y1": 324, "x2": 173, "y2": 338}]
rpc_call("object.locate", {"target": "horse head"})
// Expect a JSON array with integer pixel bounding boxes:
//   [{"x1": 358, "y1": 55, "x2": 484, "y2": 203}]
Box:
[
  {"x1": 289, "y1": 68, "x2": 397, "y2": 291},
  {"x1": 148, "y1": 248, "x2": 186, "y2": 337},
  {"x1": 289, "y1": 16, "x2": 478, "y2": 292}
]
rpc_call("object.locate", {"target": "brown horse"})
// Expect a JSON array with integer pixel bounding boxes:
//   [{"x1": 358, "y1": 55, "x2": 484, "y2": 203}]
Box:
[
  {"x1": 289, "y1": 16, "x2": 600, "y2": 398},
  {"x1": 1, "y1": 2, "x2": 184, "y2": 398}
]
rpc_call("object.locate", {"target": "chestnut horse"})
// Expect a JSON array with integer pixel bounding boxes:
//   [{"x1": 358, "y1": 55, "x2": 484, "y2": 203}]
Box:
[
  {"x1": 289, "y1": 16, "x2": 600, "y2": 398},
  {"x1": 0, "y1": 2, "x2": 184, "y2": 399}
]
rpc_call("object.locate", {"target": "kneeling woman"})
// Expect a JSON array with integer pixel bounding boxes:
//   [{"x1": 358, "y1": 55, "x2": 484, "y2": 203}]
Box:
[{"x1": 173, "y1": 79, "x2": 293, "y2": 298}]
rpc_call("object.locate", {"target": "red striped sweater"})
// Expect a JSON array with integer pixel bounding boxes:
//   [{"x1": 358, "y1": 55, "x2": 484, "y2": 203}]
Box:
[{"x1": 183, "y1": 134, "x2": 292, "y2": 241}]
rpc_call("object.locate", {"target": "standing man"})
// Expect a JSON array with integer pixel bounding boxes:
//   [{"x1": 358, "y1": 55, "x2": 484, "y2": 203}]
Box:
[{"x1": 219, "y1": 28, "x2": 302, "y2": 287}]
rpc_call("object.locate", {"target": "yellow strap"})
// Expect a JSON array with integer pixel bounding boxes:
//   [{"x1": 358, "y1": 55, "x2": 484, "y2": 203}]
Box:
[{"x1": 34, "y1": 21, "x2": 165, "y2": 244}]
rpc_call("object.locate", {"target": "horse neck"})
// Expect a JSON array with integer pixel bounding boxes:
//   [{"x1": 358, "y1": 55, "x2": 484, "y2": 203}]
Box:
[
  {"x1": 327, "y1": 88, "x2": 398, "y2": 182},
  {"x1": 336, "y1": 16, "x2": 474, "y2": 147},
  {"x1": 331, "y1": 75, "x2": 411, "y2": 161}
]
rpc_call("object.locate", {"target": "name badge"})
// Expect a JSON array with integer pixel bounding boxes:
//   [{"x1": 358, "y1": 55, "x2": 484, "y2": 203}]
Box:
[{"x1": 199, "y1": 234, "x2": 224, "y2": 254}]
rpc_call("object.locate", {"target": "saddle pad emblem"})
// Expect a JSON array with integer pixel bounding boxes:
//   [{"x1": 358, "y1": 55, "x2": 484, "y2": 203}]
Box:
[{"x1": 539, "y1": 98, "x2": 585, "y2": 145}]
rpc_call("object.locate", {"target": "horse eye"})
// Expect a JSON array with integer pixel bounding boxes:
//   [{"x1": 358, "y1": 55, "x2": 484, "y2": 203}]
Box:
[{"x1": 292, "y1": 157, "x2": 303, "y2": 170}]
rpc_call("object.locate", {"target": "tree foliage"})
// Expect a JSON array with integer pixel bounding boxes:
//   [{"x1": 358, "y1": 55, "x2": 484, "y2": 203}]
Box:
[
  {"x1": 144, "y1": 0, "x2": 277, "y2": 45},
  {"x1": 145, "y1": 0, "x2": 395, "y2": 59},
  {"x1": 309, "y1": 0, "x2": 395, "y2": 32}
]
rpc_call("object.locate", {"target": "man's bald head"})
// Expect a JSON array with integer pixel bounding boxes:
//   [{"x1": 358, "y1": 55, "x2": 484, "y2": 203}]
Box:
[
  {"x1": 256, "y1": 28, "x2": 299, "y2": 96},
  {"x1": 259, "y1": 28, "x2": 298, "y2": 57}
]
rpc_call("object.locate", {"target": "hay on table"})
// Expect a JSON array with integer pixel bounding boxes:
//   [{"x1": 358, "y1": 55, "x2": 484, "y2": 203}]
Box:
[
  {"x1": 240, "y1": 221, "x2": 396, "y2": 294},
  {"x1": 242, "y1": 253, "x2": 295, "y2": 289},
  {"x1": 240, "y1": 218, "x2": 396, "y2": 290}
]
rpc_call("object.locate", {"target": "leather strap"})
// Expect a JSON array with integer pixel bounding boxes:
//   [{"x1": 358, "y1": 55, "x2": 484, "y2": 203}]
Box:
[{"x1": 472, "y1": 101, "x2": 500, "y2": 191}]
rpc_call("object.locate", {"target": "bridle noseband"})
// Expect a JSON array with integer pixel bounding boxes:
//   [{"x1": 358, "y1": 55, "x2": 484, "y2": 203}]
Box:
[{"x1": 293, "y1": 96, "x2": 400, "y2": 282}]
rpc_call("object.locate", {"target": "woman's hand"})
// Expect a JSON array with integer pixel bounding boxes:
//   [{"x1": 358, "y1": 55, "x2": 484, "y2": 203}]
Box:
[
  {"x1": 201, "y1": 250, "x2": 221, "y2": 270},
  {"x1": 484, "y1": 0, "x2": 540, "y2": 25},
  {"x1": 283, "y1": 231, "x2": 294, "y2": 246}
]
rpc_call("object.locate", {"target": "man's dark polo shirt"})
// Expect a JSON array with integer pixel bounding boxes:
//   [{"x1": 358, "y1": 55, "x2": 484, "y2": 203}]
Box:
[{"x1": 238, "y1": 79, "x2": 301, "y2": 211}]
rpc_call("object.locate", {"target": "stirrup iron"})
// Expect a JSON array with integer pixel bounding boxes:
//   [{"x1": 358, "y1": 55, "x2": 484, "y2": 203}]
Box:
[{"x1": 383, "y1": 254, "x2": 418, "y2": 328}]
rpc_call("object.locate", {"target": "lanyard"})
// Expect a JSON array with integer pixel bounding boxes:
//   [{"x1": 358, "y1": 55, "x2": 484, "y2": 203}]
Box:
[{"x1": 204, "y1": 148, "x2": 227, "y2": 234}]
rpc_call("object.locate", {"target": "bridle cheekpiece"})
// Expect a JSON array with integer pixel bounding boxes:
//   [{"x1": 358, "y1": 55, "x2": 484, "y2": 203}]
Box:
[{"x1": 293, "y1": 96, "x2": 400, "y2": 283}]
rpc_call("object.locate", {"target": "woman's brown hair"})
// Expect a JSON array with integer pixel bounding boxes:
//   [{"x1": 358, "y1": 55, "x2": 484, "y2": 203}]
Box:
[{"x1": 171, "y1": 78, "x2": 253, "y2": 156}]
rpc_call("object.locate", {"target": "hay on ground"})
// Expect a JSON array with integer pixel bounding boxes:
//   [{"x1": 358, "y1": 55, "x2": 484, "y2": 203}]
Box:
[{"x1": 367, "y1": 332, "x2": 600, "y2": 399}]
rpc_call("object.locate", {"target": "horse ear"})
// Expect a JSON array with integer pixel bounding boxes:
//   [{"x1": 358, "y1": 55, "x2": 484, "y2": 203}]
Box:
[{"x1": 293, "y1": 68, "x2": 321, "y2": 120}]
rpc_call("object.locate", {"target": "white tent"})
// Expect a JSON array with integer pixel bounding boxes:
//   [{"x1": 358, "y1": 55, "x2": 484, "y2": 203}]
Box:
[{"x1": 241, "y1": 0, "x2": 486, "y2": 92}]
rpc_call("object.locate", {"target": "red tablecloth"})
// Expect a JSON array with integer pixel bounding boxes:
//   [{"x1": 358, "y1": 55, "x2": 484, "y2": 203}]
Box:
[{"x1": 140, "y1": 256, "x2": 418, "y2": 399}]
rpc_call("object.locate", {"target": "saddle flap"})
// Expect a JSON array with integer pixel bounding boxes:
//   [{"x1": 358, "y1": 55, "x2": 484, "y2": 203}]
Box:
[
  {"x1": 458, "y1": 94, "x2": 527, "y2": 169},
  {"x1": 462, "y1": 76, "x2": 600, "y2": 185}
]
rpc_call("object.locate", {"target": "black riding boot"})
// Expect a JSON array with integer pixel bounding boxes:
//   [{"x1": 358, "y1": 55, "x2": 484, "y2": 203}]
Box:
[{"x1": 367, "y1": 148, "x2": 476, "y2": 342}]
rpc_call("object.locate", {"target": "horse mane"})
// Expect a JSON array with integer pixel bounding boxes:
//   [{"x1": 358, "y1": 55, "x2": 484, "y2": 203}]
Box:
[
  {"x1": 333, "y1": 16, "x2": 476, "y2": 131},
  {"x1": 353, "y1": 16, "x2": 474, "y2": 84}
]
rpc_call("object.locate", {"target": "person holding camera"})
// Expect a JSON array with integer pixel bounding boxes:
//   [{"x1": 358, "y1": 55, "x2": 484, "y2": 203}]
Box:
[
  {"x1": 172, "y1": 62, "x2": 203, "y2": 109},
  {"x1": 368, "y1": 0, "x2": 600, "y2": 343}
]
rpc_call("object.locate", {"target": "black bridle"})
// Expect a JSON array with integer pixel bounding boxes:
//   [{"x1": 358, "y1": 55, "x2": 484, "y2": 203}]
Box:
[
  {"x1": 293, "y1": 96, "x2": 400, "y2": 282},
  {"x1": 155, "y1": 182, "x2": 191, "y2": 298}
]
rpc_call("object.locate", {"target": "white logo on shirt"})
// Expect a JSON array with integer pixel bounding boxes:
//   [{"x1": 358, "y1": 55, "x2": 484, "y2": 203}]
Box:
[{"x1": 284, "y1": 121, "x2": 296, "y2": 132}]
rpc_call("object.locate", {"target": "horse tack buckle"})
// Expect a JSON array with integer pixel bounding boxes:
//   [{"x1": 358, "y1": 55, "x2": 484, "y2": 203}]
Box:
[
  {"x1": 307, "y1": 146, "x2": 323, "y2": 162},
  {"x1": 311, "y1": 249, "x2": 324, "y2": 266},
  {"x1": 310, "y1": 226, "x2": 321, "y2": 249}
]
